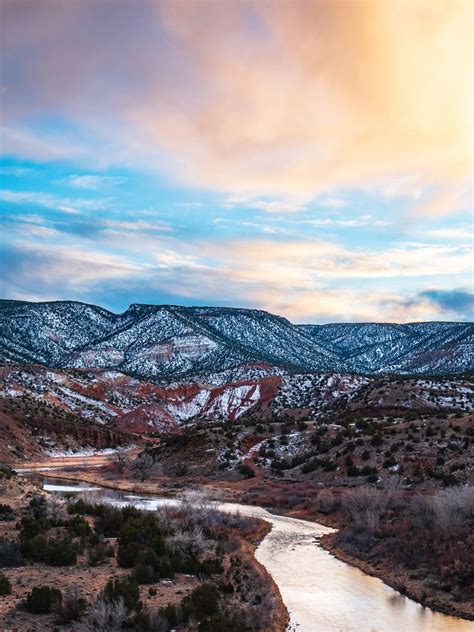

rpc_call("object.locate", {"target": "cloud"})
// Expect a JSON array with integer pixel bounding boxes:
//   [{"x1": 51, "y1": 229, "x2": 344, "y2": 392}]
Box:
[
  {"x1": 64, "y1": 175, "x2": 125, "y2": 190},
  {"x1": 382, "y1": 289, "x2": 474, "y2": 323},
  {"x1": 423, "y1": 226, "x2": 474, "y2": 243},
  {"x1": 222, "y1": 196, "x2": 306, "y2": 213},
  {"x1": 3, "y1": 227, "x2": 472, "y2": 322},
  {"x1": 316, "y1": 197, "x2": 348, "y2": 209},
  {"x1": 418, "y1": 289, "x2": 474, "y2": 318},
  {"x1": 1, "y1": 242, "x2": 148, "y2": 299},
  {"x1": 0, "y1": 166, "x2": 33, "y2": 177},
  {"x1": 1, "y1": 0, "x2": 471, "y2": 205},
  {"x1": 0, "y1": 126, "x2": 88, "y2": 163},
  {"x1": 205, "y1": 239, "x2": 471, "y2": 284},
  {"x1": 0, "y1": 188, "x2": 108, "y2": 214}
]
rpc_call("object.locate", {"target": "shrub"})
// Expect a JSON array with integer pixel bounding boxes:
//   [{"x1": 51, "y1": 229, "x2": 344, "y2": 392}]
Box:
[
  {"x1": 0, "y1": 537, "x2": 22, "y2": 567},
  {"x1": 67, "y1": 498, "x2": 97, "y2": 515},
  {"x1": 371, "y1": 434, "x2": 383, "y2": 447},
  {"x1": 197, "y1": 557, "x2": 224, "y2": 577},
  {"x1": 86, "y1": 542, "x2": 107, "y2": 566},
  {"x1": 0, "y1": 573, "x2": 11, "y2": 595},
  {"x1": 132, "y1": 563, "x2": 156, "y2": 584},
  {"x1": 95, "y1": 505, "x2": 123, "y2": 537},
  {"x1": 56, "y1": 586, "x2": 87, "y2": 623},
  {"x1": 0, "y1": 464, "x2": 16, "y2": 479},
  {"x1": 19, "y1": 515, "x2": 51, "y2": 540},
  {"x1": 136, "y1": 610, "x2": 170, "y2": 631},
  {"x1": 301, "y1": 459, "x2": 320, "y2": 474},
  {"x1": 103, "y1": 576, "x2": 142, "y2": 613},
  {"x1": 21, "y1": 536, "x2": 77, "y2": 566},
  {"x1": 65, "y1": 515, "x2": 92, "y2": 537},
  {"x1": 117, "y1": 542, "x2": 151, "y2": 568},
  {"x1": 25, "y1": 585, "x2": 62, "y2": 614},
  {"x1": 45, "y1": 540, "x2": 77, "y2": 566},
  {"x1": 0, "y1": 503, "x2": 14, "y2": 521},
  {"x1": 314, "y1": 490, "x2": 338, "y2": 514},
  {"x1": 118, "y1": 514, "x2": 165, "y2": 554},
  {"x1": 182, "y1": 583, "x2": 220, "y2": 621},
  {"x1": 88, "y1": 597, "x2": 129, "y2": 631},
  {"x1": 159, "y1": 604, "x2": 179, "y2": 627},
  {"x1": 20, "y1": 533, "x2": 49, "y2": 561},
  {"x1": 238, "y1": 464, "x2": 256, "y2": 479}
]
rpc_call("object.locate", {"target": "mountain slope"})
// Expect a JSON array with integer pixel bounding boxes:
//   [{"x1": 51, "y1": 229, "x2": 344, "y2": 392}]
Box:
[
  {"x1": 300, "y1": 322, "x2": 474, "y2": 375},
  {"x1": 0, "y1": 300, "x2": 114, "y2": 364},
  {"x1": 0, "y1": 300, "x2": 472, "y2": 379}
]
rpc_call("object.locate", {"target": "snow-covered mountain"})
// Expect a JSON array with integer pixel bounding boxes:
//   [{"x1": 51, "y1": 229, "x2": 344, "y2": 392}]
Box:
[
  {"x1": 0, "y1": 300, "x2": 472, "y2": 380},
  {"x1": 300, "y1": 321, "x2": 473, "y2": 375}
]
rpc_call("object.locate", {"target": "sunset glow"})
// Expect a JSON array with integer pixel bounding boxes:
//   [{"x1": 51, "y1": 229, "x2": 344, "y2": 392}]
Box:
[{"x1": 1, "y1": 0, "x2": 472, "y2": 321}]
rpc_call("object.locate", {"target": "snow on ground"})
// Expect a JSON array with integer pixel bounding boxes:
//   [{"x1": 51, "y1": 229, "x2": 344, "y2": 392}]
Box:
[{"x1": 46, "y1": 447, "x2": 122, "y2": 458}]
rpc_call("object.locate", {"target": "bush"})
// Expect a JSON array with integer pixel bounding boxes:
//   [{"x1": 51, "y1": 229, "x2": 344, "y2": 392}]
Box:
[
  {"x1": 86, "y1": 543, "x2": 105, "y2": 566},
  {"x1": 25, "y1": 585, "x2": 62, "y2": 614},
  {"x1": 65, "y1": 515, "x2": 92, "y2": 537},
  {"x1": 67, "y1": 498, "x2": 97, "y2": 515},
  {"x1": 19, "y1": 515, "x2": 51, "y2": 540},
  {"x1": 314, "y1": 490, "x2": 338, "y2": 514},
  {"x1": 132, "y1": 563, "x2": 156, "y2": 584},
  {"x1": 301, "y1": 458, "x2": 320, "y2": 474},
  {"x1": 95, "y1": 505, "x2": 123, "y2": 537},
  {"x1": 21, "y1": 536, "x2": 77, "y2": 566},
  {"x1": 118, "y1": 514, "x2": 165, "y2": 554},
  {"x1": 45, "y1": 540, "x2": 77, "y2": 566},
  {"x1": 182, "y1": 583, "x2": 220, "y2": 621},
  {"x1": 0, "y1": 573, "x2": 11, "y2": 595},
  {"x1": 0, "y1": 503, "x2": 14, "y2": 521},
  {"x1": 20, "y1": 534, "x2": 48, "y2": 561},
  {"x1": 0, "y1": 537, "x2": 22, "y2": 567},
  {"x1": 159, "y1": 603, "x2": 179, "y2": 627},
  {"x1": 0, "y1": 464, "x2": 16, "y2": 479},
  {"x1": 197, "y1": 557, "x2": 224, "y2": 577},
  {"x1": 56, "y1": 586, "x2": 87, "y2": 623},
  {"x1": 103, "y1": 576, "x2": 142, "y2": 613},
  {"x1": 238, "y1": 464, "x2": 256, "y2": 479},
  {"x1": 88, "y1": 597, "x2": 129, "y2": 631},
  {"x1": 117, "y1": 541, "x2": 146, "y2": 568}
]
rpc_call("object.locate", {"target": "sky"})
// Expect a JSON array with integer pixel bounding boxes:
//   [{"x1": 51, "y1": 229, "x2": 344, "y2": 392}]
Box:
[{"x1": 0, "y1": 0, "x2": 473, "y2": 323}]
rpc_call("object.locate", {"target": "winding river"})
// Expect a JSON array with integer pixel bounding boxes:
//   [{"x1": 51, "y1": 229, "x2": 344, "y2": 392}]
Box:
[{"x1": 35, "y1": 477, "x2": 472, "y2": 632}]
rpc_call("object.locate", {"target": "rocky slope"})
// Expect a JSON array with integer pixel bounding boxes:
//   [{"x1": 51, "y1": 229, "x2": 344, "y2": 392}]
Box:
[
  {"x1": 1, "y1": 300, "x2": 472, "y2": 381},
  {"x1": 1, "y1": 364, "x2": 472, "y2": 449}
]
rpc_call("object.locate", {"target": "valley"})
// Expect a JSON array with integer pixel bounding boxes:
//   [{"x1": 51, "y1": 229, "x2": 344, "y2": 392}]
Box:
[{"x1": 0, "y1": 300, "x2": 473, "y2": 630}]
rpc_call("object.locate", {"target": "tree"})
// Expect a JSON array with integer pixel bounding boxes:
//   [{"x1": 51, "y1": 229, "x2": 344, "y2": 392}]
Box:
[
  {"x1": 25, "y1": 585, "x2": 62, "y2": 614},
  {"x1": 132, "y1": 453, "x2": 156, "y2": 481},
  {"x1": 111, "y1": 448, "x2": 129, "y2": 474}
]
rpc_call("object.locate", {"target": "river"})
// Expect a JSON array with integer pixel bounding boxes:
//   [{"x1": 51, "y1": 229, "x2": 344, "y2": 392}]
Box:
[{"x1": 35, "y1": 477, "x2": 473, "y2": 632}]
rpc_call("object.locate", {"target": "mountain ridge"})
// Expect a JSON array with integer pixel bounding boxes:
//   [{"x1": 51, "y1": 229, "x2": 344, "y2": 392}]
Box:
[{"x1": 0, "y1": 299, "x2": 472, "y2": 380}]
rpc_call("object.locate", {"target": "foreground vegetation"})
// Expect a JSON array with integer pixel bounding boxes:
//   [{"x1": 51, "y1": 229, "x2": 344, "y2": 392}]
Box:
[
  {"x1": 0, "y1": 468, "x2": 285, "y2": 631},
  {"x1": 330, "y1": 484, "x2": 474, "y2": 616}
]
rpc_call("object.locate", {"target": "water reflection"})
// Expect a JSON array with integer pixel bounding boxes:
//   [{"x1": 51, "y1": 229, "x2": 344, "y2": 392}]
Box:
[{"x1": 34, "y1": 477, "x2": 473, "y2": 632}]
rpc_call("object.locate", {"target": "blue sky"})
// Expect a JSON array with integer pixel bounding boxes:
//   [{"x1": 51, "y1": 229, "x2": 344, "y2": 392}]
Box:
[{"x1": 1, "y1": 1, "x2": 472, "y2": 323}]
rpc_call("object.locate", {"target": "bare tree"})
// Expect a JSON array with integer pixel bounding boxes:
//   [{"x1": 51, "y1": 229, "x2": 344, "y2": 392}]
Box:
[
  {"x1": 88, "y1": 597, "x2": 129, "y2": 631},
  {"x1": 132, "y1": 452, "x2": 161, "y2": 481},
  {"x1": 168, "y1": 524, "x2": 211, "y2": 561},
  {"x1": 111, "y1": 448, "x2": 129, "y2": 474},
  {"x1": 342, "y1": 487, "x2": 388, "y2": 533}
]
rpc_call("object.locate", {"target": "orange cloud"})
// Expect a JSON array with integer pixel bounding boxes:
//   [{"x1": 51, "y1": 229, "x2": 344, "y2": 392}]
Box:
[{"x1": 2, "y1": 0, "x2": 472, "y2": 204}]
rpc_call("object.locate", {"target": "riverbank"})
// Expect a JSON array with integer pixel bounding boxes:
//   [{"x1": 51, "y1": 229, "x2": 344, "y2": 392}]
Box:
[
  {"x1": 24, "y1": 464, "x2": 473, "y2": 624},
  {"x1": 1, "y1": 470, "x2": 289, "y2": 632},
  {"x1": 321, "y1": 532, "x2": 474, "y2": 622}
]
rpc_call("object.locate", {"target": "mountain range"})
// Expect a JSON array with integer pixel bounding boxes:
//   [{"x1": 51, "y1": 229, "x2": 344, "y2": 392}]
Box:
[{"x1": 0, "y1": 300, "x2": 472, "y2": 380}]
